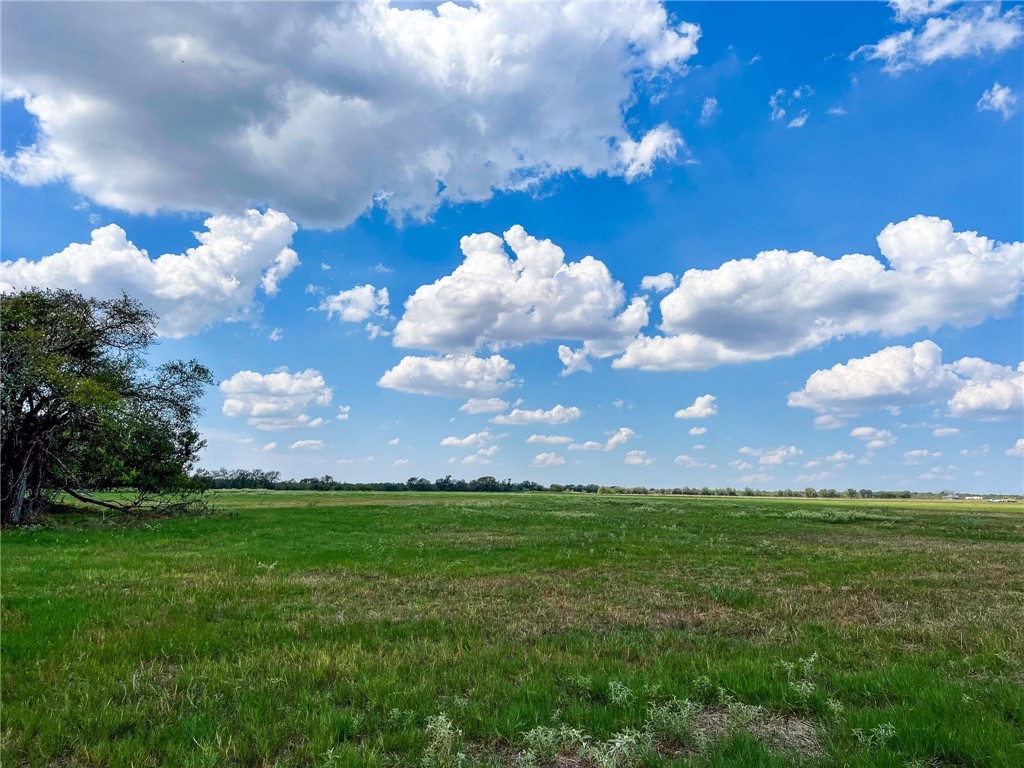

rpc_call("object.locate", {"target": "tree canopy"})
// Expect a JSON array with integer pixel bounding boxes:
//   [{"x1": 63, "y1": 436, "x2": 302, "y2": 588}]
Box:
[{"x1": 1, "y1": 289, "x2": 212, "y2": 525}]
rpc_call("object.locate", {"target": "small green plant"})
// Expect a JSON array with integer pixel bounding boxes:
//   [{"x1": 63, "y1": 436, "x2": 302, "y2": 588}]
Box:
[
  {"x1": 422, "y1": 713, "x2": 468, "y2": 768},
  {"x1": 853, "y1": 722, "x2": 896, "y2": 749},
  {"x1": 608, "y1": 680, "x2": 635, "y2": 706},
  {"x1": 582, "y1": 728, "x2": 655, "y2": 768},
  {"x1": 644, "y1": 697, "x2": 700, "y2": 746}
]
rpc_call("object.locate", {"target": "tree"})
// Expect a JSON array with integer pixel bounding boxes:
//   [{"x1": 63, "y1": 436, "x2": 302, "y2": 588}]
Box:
[{"x1": 1, "y1": 289, "x2": 213, "y2": 525}]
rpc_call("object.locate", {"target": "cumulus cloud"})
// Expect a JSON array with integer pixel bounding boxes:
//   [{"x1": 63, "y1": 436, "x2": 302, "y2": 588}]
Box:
[
  {"x1": 532, "y1": 452, "x2": 566, "y2": 467},
  {"x1": 625, "y1": 449, "x2": 654, "y2": 466},
  {"x1": 640, "y1": 272, "x2": 676, "y2": 293},
  {"x1": 393, "y1": 226, "x2": 649, "y2": 374},
  {"x1": 932, "y1": 427, "x2": 960, "y2": 437},
  {"x1": 688, "y1": 426, "x2": 707, "y2": 436},
  {"x1": 491, "y1": 404, "x2": 582, "y2": 425},
  {"x1": 337, "y1": 405, "x2": 351, "y2": 421},
  {"x1": 378, "y1": 354, "x2": 516, "y2": 398},
  {"x1": 789, "y1": 340, "x2": 1023, "y2": 421},
  {"x1": 290, "y1": 439, "x2": 324, "y2": 451},
  {"x1": 675, "y1": 454, "x2": 715, "y2": 469},
  {"x1": 463, "y1": 445, "x2": 500, "y2": 464},
  {"x1": 947, "y1": 360, "x2": 1024, "y2": 419},
  {"x1": 526, "y1": 434, "x2": 574, "y2": 445},
  {"x1": 440, "y1": 430, "x2": 495, "y2": 448},
  {"x1": 261, "y1": 442, "x2": 276, "y2": 452},
  {"x1": 1, "y1": 2, "x2": 699, "y2": 228},
  {"x1": 853, "y1": 2, "x2": 1022, "y2": 73},
  {"x1": 1006, "y1": 438, "x2": 1024, "y2": 457},
  {"x1": 221, "y1": 368, "x2": 333, "y2": 431},
  {"x1": 905, "y1": 449, "x2": 942, "y2": 464},
  {"x1": 615, "y1": 216, "x2": 1023, "y2": 371},
  {"x1": 318, "y1": 285, "x2": 389, "y2": 326},
  {"x1": 459, "y1": 398, "x2": 510, "y2": 414},
  {"x1": 978, "y1": 82, "x2": 1019, "y2": 119},
  {"x1": 850, "y1": 427, "x2": 896, "y2": 450},
  {"x1": 1, "y1": 209, "x2": 298, "y2": 337},
  {"x1": 674, "y1": 395, "x2": 718, "y2": 419},
  {"x1": 569, "y1": 427, "x2": 635, "y2": 452},
  {"x1": 739, "y1": 445, "x2": 801, "y2": 465}
]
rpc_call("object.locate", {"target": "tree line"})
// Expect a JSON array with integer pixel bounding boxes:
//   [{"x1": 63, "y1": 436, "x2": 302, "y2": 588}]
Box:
[{"x1": 195, "y1": 469, "x2": 940, "y2": 499}]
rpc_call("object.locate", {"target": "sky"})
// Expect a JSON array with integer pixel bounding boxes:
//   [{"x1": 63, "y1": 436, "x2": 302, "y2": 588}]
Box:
[{"x1": 2, "y1": 0, "x2": 1022, "y2": 492}]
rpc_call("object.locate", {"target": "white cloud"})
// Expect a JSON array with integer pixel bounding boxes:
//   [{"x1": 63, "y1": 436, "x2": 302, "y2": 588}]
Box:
[
  {"x1": 1, "y1": 209, "x2": 298, "y2": 337},
  {"x1": 1, "y1": 2, "x2": 700, "y2": 228},
  {"x1": 850, "y1": 427, "x2": 896, "y2": 450},
  {"x1": 674, "y1": 395, "x2": 717, "y2": 419},
  {"x1": 947, "y1": 361, "x2": 1024, "y2": 419},
  {"x1": 492, "y1": 404, "x2": 582, "y2": 425},
  {"x1": 319, "y1": 284, "x2": 389, "y2": 325},
  {"x1": 618, "y1": 124, "x2": 686, "y2": 181},
  {"x1": 393, "y1": 226, "x2": 648, "y2": 375},
  {"x1": 769, "y1": 85, "x2": 813, "y2": 122},
  {"x1": 616, "y1": 216, "x2": 1023, "y2": 372},
  {"x1": 387, "y1": 437, "x2": 401, "y2": 447},
  {"x1": 532, "y1": 452, "x2": 566, "y2": 467},
  {"x1": 827, "y1": 106, "x2": 848, "y2": 116},
  {"x1": 789, "y1": 340, "x2": 1023, "y2": 421},
  {"x1": 557, "y1": 345, "x2": 594, "y2": 376},
  {"x1": 459, "y1": 398, "x2": 510, "y2": 414},
  {"x1": 393, "y1": 459, "x2": 410, "y2": 467},
  {"x1": 787, "y1": 111, "x2": 809, "y2": 128},
  {"x1": 978, "y1": 82, "x2": 1019, "y2": 120},
  {"x1": 268, "y1": 327, "x2": 284, "y2": 342},
  {"x1": 729, "y1": 460, "x2": 753, "y2": 471},
  {"x1": 824, "y1": 450, "x2": 854, "y2": 463},
  {"x1": 290, "y1": 439, "x2": 324, "y2": 451},
  {"x1": 739, "y1": 473, "x2": 773, "y2": 485},
  {"x1": 688, "y1": 426, "x2": 707, "y2": 436},
  {"x1": 337, "y1": 405, "x2": 351, "y2": 421},
  {"x1": 854, "y1": 3, "x2": 1022, "y2": 73},
  {"x1": 463, "y1": 445, "x2": 500, "y2": 464},
  {"x1": 221, "y1": 368, "x2": 332, "y2": 431},
  {"x1": 261, "y1": 442, "x2": 276, "y2": 452},
  {"x1": 568, "y1": 427, "x2": 636, "y2": 452},
  {"x1": 699, "y1": 97, "x2": 719, "y2": 126},
  {"x1": 675, "y1": 454, "x2": 715, "y2": 469},
  {"x1": 739, "y1": 445, "x2": 801, "y2": 465},
  {"x1": 526, "y1": 434, "x2": 574, "y2": 445},
  {"x1": 814, "y1": 414, "x2": 845, "y2": 430},
  {"x1": 640, "y1": 272, "x2": 676, "y2": 293},
  {"x1": 1005, "y1": 438, "x2": 1024, "y2": 457},
  {"x1": 378, "y1": 354, "x2": 516, "y2": 398},
  {"x1": 625, "y1": 449, "x2": 654, "y2": 466},
  {"x1": 905, "y1": 449, "x2": 942, "y2": 464},
  {"x1": 932, "y1": 427, "x2": 960, "y2": 437},
  {"x1": 889, "y1": 1, "x2": 957, "y2": 23},
  {"x1": 440, "y1": 430, "x2": 494, "y2": 448},
  {"x1": 692, "y1": 444, "x2": 706, "y2": 451}
]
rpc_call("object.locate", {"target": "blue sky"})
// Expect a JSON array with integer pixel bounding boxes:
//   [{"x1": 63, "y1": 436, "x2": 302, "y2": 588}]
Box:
[{"x1": 3, "y1": 1, "x2": 1022, "y2": 491}]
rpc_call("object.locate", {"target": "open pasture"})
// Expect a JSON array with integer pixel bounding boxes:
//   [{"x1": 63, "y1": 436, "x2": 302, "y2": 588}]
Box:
[{"x1": 2, "y1": 492, "x2": 1023, "y2": 766}]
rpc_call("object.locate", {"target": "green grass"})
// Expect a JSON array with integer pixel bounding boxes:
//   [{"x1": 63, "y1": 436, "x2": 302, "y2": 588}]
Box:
[{"x1": 2, "y1": 492, "x2": 1023, "y2": 766}]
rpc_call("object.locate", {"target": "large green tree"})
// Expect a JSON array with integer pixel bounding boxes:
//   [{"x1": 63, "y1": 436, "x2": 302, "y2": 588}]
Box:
[{"x1": 1, "y1": 289, "x2": 212, "y2": 525}]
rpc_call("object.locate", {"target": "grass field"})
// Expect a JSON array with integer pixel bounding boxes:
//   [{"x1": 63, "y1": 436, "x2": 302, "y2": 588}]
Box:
[{"x1": 2, "y1": 492, "x2": 1023, "y2": 767}]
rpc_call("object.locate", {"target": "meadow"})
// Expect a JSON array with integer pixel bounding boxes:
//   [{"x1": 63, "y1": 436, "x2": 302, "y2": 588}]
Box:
[{"x1": 2, "y1": 491, "x2": 1022, "y2": 767}]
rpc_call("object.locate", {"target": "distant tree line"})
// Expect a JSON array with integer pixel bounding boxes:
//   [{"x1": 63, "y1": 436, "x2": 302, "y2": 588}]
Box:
[{"x1": 192, "y1": 469, "x2": 1001, "y2": 499}]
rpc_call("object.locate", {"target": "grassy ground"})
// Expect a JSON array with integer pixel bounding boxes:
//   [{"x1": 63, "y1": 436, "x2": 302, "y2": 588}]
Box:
[{"x1": 2, "y1": 492, "x2": 1023, "y2": 767}]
